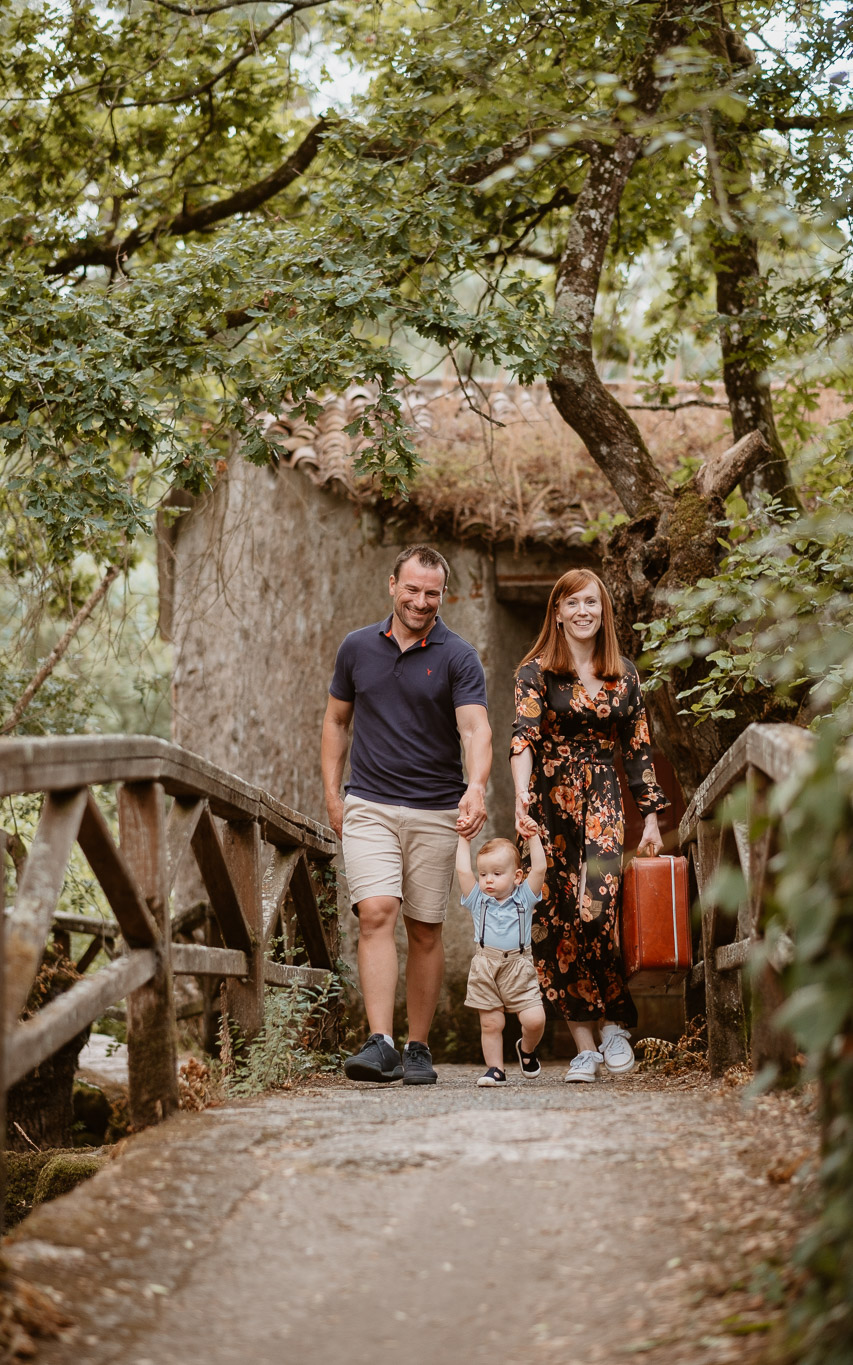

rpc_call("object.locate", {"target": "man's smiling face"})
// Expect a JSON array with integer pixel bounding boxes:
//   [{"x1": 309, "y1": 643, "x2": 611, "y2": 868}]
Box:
[{"x1": 389, "y1": 560, "x2": 445, "y2": 636}]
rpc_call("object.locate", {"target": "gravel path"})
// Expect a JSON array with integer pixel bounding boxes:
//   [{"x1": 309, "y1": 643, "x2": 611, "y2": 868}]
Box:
[{"x1": 5, "y1": 1065, "x2": 817, "y2": 1365}]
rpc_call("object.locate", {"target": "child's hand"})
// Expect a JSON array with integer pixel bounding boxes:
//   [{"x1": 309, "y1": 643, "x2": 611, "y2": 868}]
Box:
[{"x1": 518, "y1": 814, "x2": 540, "y2": 840}]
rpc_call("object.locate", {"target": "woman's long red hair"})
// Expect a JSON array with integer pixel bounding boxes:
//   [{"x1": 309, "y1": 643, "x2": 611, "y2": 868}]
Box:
[{"x1": 517, "y1": 570, "x2": 622, "y2": 679}]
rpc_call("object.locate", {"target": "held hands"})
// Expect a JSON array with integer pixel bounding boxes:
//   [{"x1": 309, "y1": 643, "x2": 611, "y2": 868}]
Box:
[
  {"x1": 637, "y1": 813, "x2": 664, "y2": 858},
  {"x1": 457, "y1": 782, "x2": 487, "y2": 837},
  {"x1": 514, "y1": 788, "x2": 533, "y2": 838}
]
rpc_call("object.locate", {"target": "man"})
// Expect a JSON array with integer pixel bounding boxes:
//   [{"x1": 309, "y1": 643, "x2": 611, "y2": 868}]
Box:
[{"x1": 322, "y1": 544, "x2": 492, "y2": 1085}]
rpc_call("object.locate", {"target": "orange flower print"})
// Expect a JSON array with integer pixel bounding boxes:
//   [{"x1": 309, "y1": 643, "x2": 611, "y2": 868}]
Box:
[
  {"x1": 513, "y1": 656, "x2": 668, "y2": 1028},
  {"x1": 520, "y1": 695, "x2": 542, "y2": 719}
]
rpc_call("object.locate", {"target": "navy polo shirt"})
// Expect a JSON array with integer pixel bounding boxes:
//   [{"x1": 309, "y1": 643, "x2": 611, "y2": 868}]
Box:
[{"x1": 329, "y1": 614, "x2": 488, "y2": 809}]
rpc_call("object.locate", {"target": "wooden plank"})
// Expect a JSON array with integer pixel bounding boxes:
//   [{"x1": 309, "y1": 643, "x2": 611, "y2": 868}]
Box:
[
  {"x1": 259, "y1": 793, "x2": 336, "y2": 857},
  {"x1": 696, "y1": 821, "x2": 748, "y2": 1076},
  {"x1": 6, "y1": 950, "x2": 156, "y2": 1088},
  {"x1": 53, "y1": 910, "x2": 118, "y2": 938},
  {"x1": 0, "y1": 735, "x2": 336, "y2": 855},
  {"x1": 679, "y1": 723, "x2": 815, "y2": 844},
  {"x1": 261, "y1": 848, "x2": 301, "y2": 949},
  {"x1": 222, "y1": 821, "x2": 264, "y2": 1045},
  {"x1": 171, "y1": 900, "x2": 207, "y2": 936},
  {"x1": 745, "y1": 723, "x2": 815, "y2": 786},
  {"x1": 745, "y1": 767, "x2": 772, "y2": 940},
  {"x1": 4, "y1": 787, "x2": 88, "y2": 1027},
  {"x1": 119, "y1": 782, "x2": 179, "y2": 1128},
  {"x1": 679, "y1": 729, "x2": 752, "y2": 844},
  {"x1": 190, "y1": 806, "x2": 253, "y2": 953},
  {"x1": 77, "y1": 791, "x2": 159, "y2": 948},
  {"x1": 75, "y1": 938, "x2": 108, "y2": 974},
  {"x1": 289, "y1": 854, "x2": 334, "y2": 971},
  {"x1": 172, "y1": 944, "x2": 248, "y2": 977},
  {"x1": 264, "y1": 960, "x2": 333, "y2": 991},
  {"x1": 165, "y1": 796, "x2": 204, "y2": 895},
  {"x1": 716, "y1": 939, "x2": 750, "y2": 972},
  {"x1": 689, "y1": 959, "x2": 705, "y2": 990}
]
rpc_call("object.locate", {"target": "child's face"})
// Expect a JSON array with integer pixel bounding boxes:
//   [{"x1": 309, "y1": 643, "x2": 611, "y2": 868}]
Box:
[{"x1": 477, "y1": 850, "x2": 523, "y2": 901}]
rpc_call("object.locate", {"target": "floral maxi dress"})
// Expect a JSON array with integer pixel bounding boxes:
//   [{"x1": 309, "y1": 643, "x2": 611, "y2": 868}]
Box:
[{"x1": 511, "y1": 657, "x2": 669, "y2": 1027}]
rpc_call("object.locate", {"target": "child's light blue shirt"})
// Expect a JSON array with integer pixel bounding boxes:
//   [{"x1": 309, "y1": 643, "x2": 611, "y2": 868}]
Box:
[{"x1": 461, "y1": 879, "x2": 541, "y2": 952}]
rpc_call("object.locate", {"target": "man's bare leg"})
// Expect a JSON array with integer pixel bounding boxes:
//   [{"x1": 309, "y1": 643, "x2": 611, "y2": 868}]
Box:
[
  {"x1": 403, "y1": 916, "x2": 444, "y2": 1044},
  {"x1": 356, "y1": 895, "x2": 401, "y2": 1036}
]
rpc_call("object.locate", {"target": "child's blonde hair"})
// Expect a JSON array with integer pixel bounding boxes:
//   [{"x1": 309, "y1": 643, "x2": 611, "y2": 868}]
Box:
[{"x1": 477, "y1": 838, "x2": 522, "y2": 870}]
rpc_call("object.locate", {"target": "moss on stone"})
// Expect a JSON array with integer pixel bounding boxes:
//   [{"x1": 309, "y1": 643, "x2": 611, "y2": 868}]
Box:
[
  {"x1": 4, "y1": 1152, "x2": 55, "y2": 1228},
  {"x1": 32, "y1": 1151, "x2": 105, "y2": 1208}
]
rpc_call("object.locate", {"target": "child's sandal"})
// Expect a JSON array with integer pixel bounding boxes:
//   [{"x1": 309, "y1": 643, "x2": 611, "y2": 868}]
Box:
[{"x1": 477, "y1": 1066, "x2": 508, "y2": 1087}]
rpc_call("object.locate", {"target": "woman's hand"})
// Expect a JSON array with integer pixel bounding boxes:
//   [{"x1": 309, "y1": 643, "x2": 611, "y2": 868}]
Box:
[
  {"x1": 514, "y1": 788, "x2": 533, "y2": 837},
  {"x1": 637, "y1": 813, "x2": 663, "y2": 858}
]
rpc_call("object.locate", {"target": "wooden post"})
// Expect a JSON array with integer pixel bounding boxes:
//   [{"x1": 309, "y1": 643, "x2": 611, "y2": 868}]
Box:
[
  {"x1": 745, "y1": 769, "x2": 799, "y2": 1083},
  {"x1": 222, "y1": 822, "x2": 264, "y2": 1049},
  {"x1": 697, "y1": 820, "x2": 748, "y2": 1076},
  {"x1": 118, "y1": 782, "x2": 179, "y2": 1128}
]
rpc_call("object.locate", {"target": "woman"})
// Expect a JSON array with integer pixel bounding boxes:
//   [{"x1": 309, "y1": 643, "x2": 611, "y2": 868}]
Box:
[{"x1": 510, "y1": 569, "x2": 667, "y2": 1082}]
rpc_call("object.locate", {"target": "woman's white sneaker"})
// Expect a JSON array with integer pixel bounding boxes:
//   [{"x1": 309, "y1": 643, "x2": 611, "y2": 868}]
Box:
[
  {"x1": 563, "y1": 1049, "x2": 602, "y2": 1083},
  {"x1": 598, "y1": 1023, "x2": 635, "y2": 1075}
]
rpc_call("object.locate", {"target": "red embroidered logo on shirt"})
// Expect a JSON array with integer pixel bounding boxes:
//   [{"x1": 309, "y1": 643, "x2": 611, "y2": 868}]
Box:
[{"x1": 427, "y1": 668, "x2": 432, "y2": 676}]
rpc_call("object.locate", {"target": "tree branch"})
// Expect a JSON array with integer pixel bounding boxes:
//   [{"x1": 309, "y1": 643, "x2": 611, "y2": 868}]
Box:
[
  {"x1": 694, "y1": 429, "x2": 773, "y2": 500},
  {"x1": 111, "y1": 7, "x2": 297, "y2": 108},
  {"x1": 149, "y1": 0, "x2": 328, "y2": 16},
  {"x1": 46, "y1": 119, "x2": 328, "y2": 275},
  {"x1": 0, "y1": 565, "x2": 122, "y2": 735},
  {"x1": 547, "y1": 1, "x2": 687, "y2": 516},
  {"x1": 623, "y1": 399, "x2": 729, "y2": 410}
]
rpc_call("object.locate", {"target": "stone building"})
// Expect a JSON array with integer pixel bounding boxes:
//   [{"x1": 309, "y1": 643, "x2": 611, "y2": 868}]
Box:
[{"x1": 160, "y1": 379, "x2": 714, "y2": 1053}]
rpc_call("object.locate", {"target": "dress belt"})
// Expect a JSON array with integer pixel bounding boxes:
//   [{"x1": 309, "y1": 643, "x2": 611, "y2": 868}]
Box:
[{"x1": 549, "y1": 743, "x2": 615, "y2": 763}]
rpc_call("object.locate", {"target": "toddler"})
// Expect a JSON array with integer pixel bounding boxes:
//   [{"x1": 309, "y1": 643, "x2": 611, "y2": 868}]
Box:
[{"x1": 456, "y1": 826, "x2": 547, "y2": 1086}]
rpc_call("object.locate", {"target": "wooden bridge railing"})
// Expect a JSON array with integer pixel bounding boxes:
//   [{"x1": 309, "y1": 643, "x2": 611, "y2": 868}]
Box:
[
  {"x1": 1, "y1": 736, "x2": 337, "y2": 1132},
  {"x1": 679, "y1": 722, "x2": 814, "y2": 1078}
]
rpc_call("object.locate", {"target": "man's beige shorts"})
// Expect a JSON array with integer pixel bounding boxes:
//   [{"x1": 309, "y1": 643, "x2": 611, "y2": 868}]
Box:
[
  {"x1": 341, "y1": 795, "x2": 459, "y2": 923},
  {"x1": 465, "y1": 945, "x2": 543, "y2": 1013}
]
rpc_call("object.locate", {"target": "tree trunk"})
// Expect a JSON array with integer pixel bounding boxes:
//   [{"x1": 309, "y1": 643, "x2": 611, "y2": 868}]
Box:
[
  {"x1": 702, "y1": 8, "x2": 801, "y2": 510},
  {"x1": 544, "y1": 3, "x2": 800, "y2": 797}
]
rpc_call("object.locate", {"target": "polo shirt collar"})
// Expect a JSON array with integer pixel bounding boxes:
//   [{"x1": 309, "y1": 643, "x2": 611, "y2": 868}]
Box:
[{"x1": 380, "y1": 614, "x2": 448, "y2": 648}]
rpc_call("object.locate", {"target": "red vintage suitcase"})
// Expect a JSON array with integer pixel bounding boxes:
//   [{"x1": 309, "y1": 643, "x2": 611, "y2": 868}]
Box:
[{"x1": 621, "y1": 855, "x2": 692, "y2": 994}]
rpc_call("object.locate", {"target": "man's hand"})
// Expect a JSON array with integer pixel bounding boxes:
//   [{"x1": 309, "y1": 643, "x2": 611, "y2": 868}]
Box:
[
  {"x1": 457, "y1": 782, "x2": 487, "y2": 837},
  {"x1": 321, "y1": 695, "x2": 353, "y2": 843},
  {"x1": 327, "y1": 793, "x2": 345, "y2": 842}
]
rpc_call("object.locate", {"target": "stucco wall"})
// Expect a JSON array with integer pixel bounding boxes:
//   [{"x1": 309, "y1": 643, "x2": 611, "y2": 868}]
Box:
[{"x1": 168, "y1": 454, "x2": 559, "y2": 1047}]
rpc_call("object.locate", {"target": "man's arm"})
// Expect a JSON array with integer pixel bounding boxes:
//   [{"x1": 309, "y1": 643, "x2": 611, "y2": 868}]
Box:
[
  {"x1": 455, "y1": 703, "x2": 492, "y2": 838},
  {"x1": 525, "y1": 832, "x2": 547, "y2": 898},
  {"x1": 321, "y1": 695, "x2": 354, "y2": 840},
  {"x1": 456, "y1": 834, "x2": 477, "y2": 897}
]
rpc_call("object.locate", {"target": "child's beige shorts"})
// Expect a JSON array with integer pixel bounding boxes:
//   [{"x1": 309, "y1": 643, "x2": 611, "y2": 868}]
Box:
[
  {"x1": 341, "y1": 795, "x2": 458, "y2": 923},
  {"x1": 465, "y1": 945, "x2": 543, "y2": 1013}
]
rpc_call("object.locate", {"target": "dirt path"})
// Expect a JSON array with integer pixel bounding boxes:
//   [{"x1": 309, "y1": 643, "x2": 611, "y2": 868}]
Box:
[{"x1": 5, "y1": 1065, "x2": 816, "y2": 1365}]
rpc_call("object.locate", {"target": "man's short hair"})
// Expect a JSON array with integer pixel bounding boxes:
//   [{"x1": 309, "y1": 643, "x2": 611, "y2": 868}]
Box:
[
  {"x1": 477, "y1": 838, "x2": 522, "y2": 871},
  {"x1": 392, "y1": 544, "x2": 450, "y2": 589}
]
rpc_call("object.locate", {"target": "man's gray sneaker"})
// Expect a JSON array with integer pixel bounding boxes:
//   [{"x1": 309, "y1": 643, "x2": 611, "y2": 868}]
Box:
[
  {"x1": 403, "y1": 1040, "x2": 438, "y2": 1085},
  {"x1": 343, "y1": 1033, "x2": 404, "y2": 1083}
]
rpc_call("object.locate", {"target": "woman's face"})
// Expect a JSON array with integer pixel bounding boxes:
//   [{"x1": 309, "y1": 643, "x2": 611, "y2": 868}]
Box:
[{"x1": 555, "y1": 580, "x2": 603, "y2": 644}]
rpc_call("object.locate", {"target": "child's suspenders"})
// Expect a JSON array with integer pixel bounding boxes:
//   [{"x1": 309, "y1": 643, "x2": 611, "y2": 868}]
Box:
[{"x1": 479, "y1": 896, "x2": 525, "y2": 953}]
